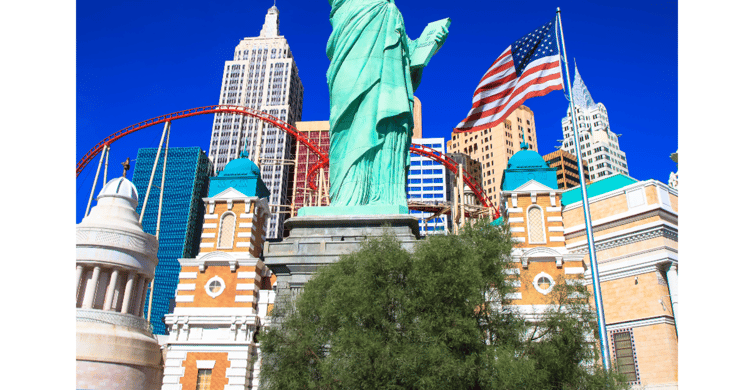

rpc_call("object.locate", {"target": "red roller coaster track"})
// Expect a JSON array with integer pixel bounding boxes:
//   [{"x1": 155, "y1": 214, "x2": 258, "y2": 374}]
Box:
[{"x1": 76, "y1": 105, "x2": 500, "y2": 218}]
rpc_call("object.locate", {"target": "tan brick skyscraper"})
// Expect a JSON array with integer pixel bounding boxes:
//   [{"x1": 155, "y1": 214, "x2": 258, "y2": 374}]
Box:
[{"x1": 447, "y1": 105, "x2": 538, "y2": 208}]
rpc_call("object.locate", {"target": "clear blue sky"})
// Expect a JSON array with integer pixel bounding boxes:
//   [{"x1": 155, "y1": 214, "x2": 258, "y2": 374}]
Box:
[{"x1": 76, "y1": 0, "x2": 678, "y2": 222}]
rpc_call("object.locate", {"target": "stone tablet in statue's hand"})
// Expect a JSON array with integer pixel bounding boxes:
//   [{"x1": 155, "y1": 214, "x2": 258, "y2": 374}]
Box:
[{"x1": 433, "y1": 25, "x2": 449, "y2": 50}]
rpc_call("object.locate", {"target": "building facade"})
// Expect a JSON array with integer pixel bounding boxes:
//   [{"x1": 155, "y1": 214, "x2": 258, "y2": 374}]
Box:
[
  {"x1": 132, "y1": 147, "x2": 211, "y2": 334},
  {"x1": 543, "y1": 149, "x2": 591, "y2": 189},
  {"x1": 447, "y1": 105, "x2": 539, "y2": 208},
  {"x1": 560, "y1": 65, "x2": 629, "y2": 181},
  {"x1": 207, "y1": 5, "x2": 304, "y2": 240},
  {"x1": 408, "y1": 137, "x2": 449, "y2": 235},
  {"x1": 561, "y1": 175, "x2": 678, "y2": 389},
  {"x1": 498, "y1": 144, "x2": 586, "y2": 313},
  {"x1": 291, "y1": 120, "x2": 330, "y2": 215},
  {"x1": 76, "y1": 177, "x2": 163, "y2": 390},
  {"x1": 161, "y1": 154, "x2": 275, "y2": 390}
]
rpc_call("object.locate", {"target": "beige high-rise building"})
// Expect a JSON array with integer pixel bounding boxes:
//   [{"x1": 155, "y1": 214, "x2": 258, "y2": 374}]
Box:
[
  {"x1": 446, "y1": 105, "x2": 538, "y2": 208},
  {"x1": 207, "y1": 5, "x2": 304, "y2": 240},
  {"x1": 412, "y1": 96, "x2": 422, "y2": 139}
]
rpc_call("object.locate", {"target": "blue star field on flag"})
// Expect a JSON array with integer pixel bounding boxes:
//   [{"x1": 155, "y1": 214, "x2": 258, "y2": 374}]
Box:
[{"x1": 511, "y1": 17, "x2": 559, "y2": 77}]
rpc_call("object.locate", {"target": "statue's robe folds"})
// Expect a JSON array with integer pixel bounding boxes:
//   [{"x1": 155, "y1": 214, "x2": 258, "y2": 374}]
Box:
[{"x1": 327, "y1": 0, "x2": 418, "y2": 208}]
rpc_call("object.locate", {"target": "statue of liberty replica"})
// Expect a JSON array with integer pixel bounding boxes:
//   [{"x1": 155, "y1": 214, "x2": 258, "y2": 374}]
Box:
[
  {"x1": 266, "y1": 1, "x2": 449, "y2": 306},
  {"x1": 320, "y1": 0, "x2": 449, "y2": 214}
]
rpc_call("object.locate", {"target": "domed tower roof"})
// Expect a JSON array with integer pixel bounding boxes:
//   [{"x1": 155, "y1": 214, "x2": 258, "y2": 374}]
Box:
[
  {"x1": 217, "y1": 153, "x2": 261, "y2": 177},
  {"x1": 97, "y1": 176, "x2": 139, "y2": 208},
  {"x1": 501, "y1": 143, "x2": 558, "y2": 191},
  {"x1": 208, "y1": 155, "x2": 270, "y2": 198},
  {"x1": 506, "y1": 143, "x2": 550, "y2": 170}
]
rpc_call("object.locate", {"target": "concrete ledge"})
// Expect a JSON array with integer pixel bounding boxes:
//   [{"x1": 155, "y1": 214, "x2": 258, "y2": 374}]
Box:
[{"x1": 297, "y1": 205, "x2": 409, "y2": 217}]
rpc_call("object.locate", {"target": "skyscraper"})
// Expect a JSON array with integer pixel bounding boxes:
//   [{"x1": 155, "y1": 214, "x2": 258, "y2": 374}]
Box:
[
  {"x1": 560, "y1": 64, "x2": 629, "y2": 181},
  {"x1": 132, "y1": 147, "x2": 211, "y2": 334},
  {"x1": 408, "y1": 138, "x2": 449, "y2": 235},
  {"x1": 446, "y1": 105, "x2": 538, "y2": 209},
  {"x1": 542, "y1": 149, "x2": 591, "y2": 189},
  {"x1": 208, "y1": 5, "x2": 304, "y2": 240}
]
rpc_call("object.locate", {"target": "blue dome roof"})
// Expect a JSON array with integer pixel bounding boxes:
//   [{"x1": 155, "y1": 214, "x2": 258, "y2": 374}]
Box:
[
  {"x1": 218, "y1": 158, "x2": 260, "y2": 177},
  {"x1": 506, "y1": 149, "x2": 549, "y2": 170},
  {"x1": 501, "y1": 143, "x2": 558, "y2": 191}
]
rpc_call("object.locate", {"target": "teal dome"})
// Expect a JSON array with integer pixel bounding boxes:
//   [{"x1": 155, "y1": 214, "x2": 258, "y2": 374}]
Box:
[
  {"x1": 506, "y1": 149, "x2": 549, "y2": 170},
  {"x1": 209, "y1": 156, "x2": 270, "y2": 198},
  {"x1": 501, "y1": 143, "x2": 558, "y2": 191},
  {"x1": 218, "y1": 157, "x2": 261, "y2": 177}
]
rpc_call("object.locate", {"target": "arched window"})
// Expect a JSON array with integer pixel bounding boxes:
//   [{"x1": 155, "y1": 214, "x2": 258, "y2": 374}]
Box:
[
  {"x1": 218, "y1": 212, "x2": 236, "y2": 249},
  {"x1": 527, "y1": 205, "x2": 545, "y2": 244}
]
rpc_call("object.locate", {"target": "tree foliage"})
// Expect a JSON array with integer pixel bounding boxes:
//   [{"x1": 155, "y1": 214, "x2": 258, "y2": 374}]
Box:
[{"x1": 259, "y1": 221, "x2": 629, "y2": 390}]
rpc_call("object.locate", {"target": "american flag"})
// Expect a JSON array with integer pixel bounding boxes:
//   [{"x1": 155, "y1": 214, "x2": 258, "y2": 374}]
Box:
[{"x1": 454, "y1": 18, "x2": 563, "y2": 133}]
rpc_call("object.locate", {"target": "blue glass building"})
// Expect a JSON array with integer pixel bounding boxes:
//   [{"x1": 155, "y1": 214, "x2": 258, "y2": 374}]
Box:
[{"x1": 132, "y1": 147, "x2": 211, "y2": 334}]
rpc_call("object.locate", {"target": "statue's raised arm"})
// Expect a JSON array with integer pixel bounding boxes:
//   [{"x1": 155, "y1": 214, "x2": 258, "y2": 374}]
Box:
[{"x1": 325, "y1": 0, "x2": 449, "y2": 213}]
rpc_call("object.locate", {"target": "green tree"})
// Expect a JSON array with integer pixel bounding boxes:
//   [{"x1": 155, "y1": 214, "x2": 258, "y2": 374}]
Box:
[{"x1": 259, "y1": 221, "x2": 628, "y2": 390}]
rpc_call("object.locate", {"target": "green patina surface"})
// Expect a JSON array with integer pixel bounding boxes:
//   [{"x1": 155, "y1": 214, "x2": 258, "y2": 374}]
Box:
[
  {"x1": 325, "y1": 0, "x2": 448, "y2": 214},
  {"x1": 501, "y1": 143, "x2": 558, "y2": 191},
  {"x1": 208, "y1": 153, "x2": 270, "y2": 198},
  {"x1": 297, "y1": 205, "x2": 409, "y2": 217},
  {"x1": 560, "y1": 174, "x2": 638, "y2": 206}
]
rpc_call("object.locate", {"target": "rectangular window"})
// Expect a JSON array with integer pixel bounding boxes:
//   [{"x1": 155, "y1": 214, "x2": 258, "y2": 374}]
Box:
[
  {"x1": 196, "y1": 369, "x2": 212, "y2": 390},
  {"x1": 612, "y1": 331, "x2": 639, "y2": 384}
]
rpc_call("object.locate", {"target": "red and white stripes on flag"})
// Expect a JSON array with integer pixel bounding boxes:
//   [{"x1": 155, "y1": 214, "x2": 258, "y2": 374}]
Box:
[{"x1": 454, "y1": 19, "x2": 563, "y2": 133}]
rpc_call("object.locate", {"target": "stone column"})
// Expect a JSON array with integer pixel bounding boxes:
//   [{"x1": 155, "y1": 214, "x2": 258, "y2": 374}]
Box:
[
  {"x1": 138, "y1": 279, "x2": 150, "y2": 316},
  {"x1": 82, "y1": 266, "x2": 101, "y2": 309},
  {"x1": 120, "y1": 271, "x2": 136, "y2": 314},
  {"x1": 132, "y1": 276, "x2": 146, "y2": 317},
  {"x1": 75, "y1": 265, "x2": 84, "y2": 300},
  {"x1": 103, "y1": 269, "x2": 120, "y2": 311},
  {"x1": 666, "y1": 262, "x2": 679, "y2": 327}
]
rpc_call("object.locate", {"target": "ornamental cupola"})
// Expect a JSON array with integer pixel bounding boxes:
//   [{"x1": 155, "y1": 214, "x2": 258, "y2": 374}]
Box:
[{"x1": 76, "y1": 177, "x2": 162, "y2": 390}]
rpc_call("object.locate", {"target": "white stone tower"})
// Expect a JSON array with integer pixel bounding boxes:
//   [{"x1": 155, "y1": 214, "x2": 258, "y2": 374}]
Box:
[
  {"x1": 560, "y1": 64, "x2": 629, "y2": 181},
  {"x1": 208, "y1": 4, "x2": 304, "y2": 240},
  {"x1": 76, "y1": 177, "x2": 162, "y2": 390}
]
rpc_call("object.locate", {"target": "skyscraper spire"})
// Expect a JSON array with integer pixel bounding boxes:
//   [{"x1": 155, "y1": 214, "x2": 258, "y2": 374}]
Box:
[
  {"x1": 260, "y1": 3, "x2": 280, "y2": 37},
  {"x1": 571, "y1": 61, "x2": 596, "y2": 109}
]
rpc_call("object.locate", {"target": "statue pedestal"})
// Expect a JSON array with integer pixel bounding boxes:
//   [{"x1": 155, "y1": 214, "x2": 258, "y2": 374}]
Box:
[{"x1": 263, "y1": 213, "x2": 420, "y2": 309}]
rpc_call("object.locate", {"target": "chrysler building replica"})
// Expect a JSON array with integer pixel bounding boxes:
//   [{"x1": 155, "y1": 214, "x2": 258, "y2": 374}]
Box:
[
  {"x1": 208, "y1": 5, "x2": 304, "y2": 239},
  {"x1": 560, "y1": 64, "x2": 629, "y2": 181}
]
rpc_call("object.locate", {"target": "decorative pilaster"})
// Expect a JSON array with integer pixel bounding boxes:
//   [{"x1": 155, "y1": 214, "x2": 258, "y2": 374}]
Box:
[{"x1": 665, "y1": 262, "x2": 679, "y2": 328}]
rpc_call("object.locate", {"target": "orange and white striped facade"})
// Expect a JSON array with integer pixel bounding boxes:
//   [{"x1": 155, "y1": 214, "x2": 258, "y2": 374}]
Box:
[
  {"x1": 501, "y1": 180, "x2": 586, "y2": 318},
  {"x1": 161, "y1": 188, "x2": 276, "y2": 390}
]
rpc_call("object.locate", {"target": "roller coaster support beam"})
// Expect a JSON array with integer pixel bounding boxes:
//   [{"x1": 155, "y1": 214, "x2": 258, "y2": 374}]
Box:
[{"x1": 85, "y1": 144, "x2": 108, "y2": 218}]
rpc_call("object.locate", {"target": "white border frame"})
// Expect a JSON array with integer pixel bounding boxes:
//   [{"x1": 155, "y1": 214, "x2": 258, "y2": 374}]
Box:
[
  {"x1": 217, "y1": 211, "x2": 237, "y2": 249},
  {"x1": 526, "y1": 204, "x2": 547, "y2": 244},
  {"x1": 532, "y1": 272, "x2": 555, "y2": 295},
  {"x1": 205, "y1": 275, "x2": 226, "y2": 298}
]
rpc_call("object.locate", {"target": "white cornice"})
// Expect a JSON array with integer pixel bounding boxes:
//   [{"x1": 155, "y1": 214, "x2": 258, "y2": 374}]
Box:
[
  {"x1": 179, "y1": 251, "x2": 263, "y2": 272},
  {"x1": 583, "y1": 254, "x2": 677, "y2": 283},
  {"x1": 503, "y1": 180, "x2": 563, "y2": 195},
  {"x1": 564, "y1": 203, "x2": 677, "y2": 236},
  {"x1": 566, "y1": 221, "x2": 677, "y2": 253},
  {"x1": 606, "y1": 315, "x2": 675, "y2": 331}
]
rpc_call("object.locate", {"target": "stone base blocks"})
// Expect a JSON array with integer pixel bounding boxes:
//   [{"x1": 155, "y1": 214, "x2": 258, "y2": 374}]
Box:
[{"x1": 264, "y1": 213, "x2": 421, "y2": 306}]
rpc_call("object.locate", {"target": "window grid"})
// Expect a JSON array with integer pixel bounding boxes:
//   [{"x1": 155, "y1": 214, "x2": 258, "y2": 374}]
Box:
[
  {"x1": 611, "y1": 329, "x2": 640, "y2": 385},
  {"x1": 195, "y1": 369, "x2": 212, "y2": 390}
]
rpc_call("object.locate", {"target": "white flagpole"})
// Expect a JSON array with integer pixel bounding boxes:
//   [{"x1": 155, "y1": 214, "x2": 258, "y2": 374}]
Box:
[{"x1": 556, "y1": 8, "x2": 611, "y2": 371}]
